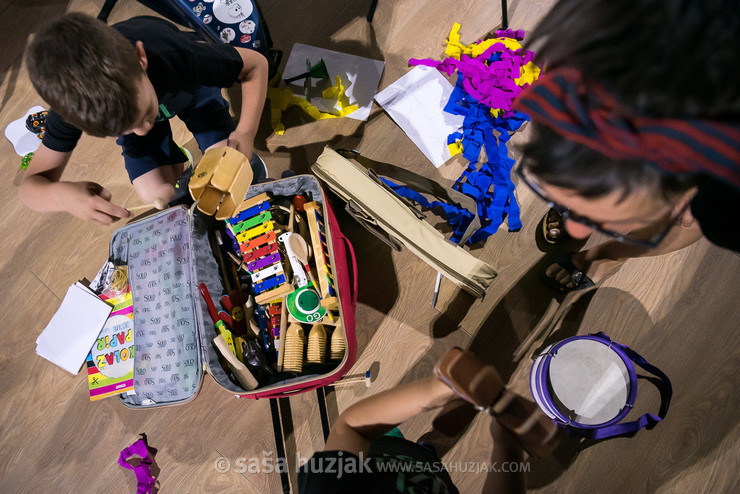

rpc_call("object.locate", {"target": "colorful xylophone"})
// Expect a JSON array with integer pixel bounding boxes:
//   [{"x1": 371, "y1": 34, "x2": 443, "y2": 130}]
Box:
[{"x1": 226, "y1": 193, "x2": 294, "y2": 306}]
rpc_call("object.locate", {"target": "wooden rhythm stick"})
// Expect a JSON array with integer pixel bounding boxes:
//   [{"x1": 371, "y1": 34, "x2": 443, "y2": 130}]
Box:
[
  {"x1": 277, "y1": 298, "x2": 289, "y2": 371},
  {"x1": 330, "y1": 370, "x2": 372, "y2": 388},
  {"x1": 303, "y1": 202, "x2": 338, "y2": 311},
  {"x1": 288, "y1": 203, "x2": 296, "y2": 233},
  {"x1": 227, "y1": 251, "x2": 248, "y2": 272},
  {"x1": 127, "y1": 198, "x2": 168, "y2": 212}
]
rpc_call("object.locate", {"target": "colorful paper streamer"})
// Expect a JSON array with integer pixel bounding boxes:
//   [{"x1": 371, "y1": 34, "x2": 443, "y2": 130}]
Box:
[
  {"x1": 267, "y1": 76, "x2": 359, "y2": 135},
  {"x1": 398, "y1": 23, "x2": 542, "y2": 243}
]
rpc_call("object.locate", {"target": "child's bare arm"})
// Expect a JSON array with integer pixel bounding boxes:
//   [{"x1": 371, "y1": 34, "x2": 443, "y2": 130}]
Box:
[
  {"x1": 19, "y1": 143, "x2": 131, "y2": 225},
  {"x1": 323, "y1": 377, "x2": 458, "y2": 457},
  {"x1": 227, "y1": 47, "x2": 270, "y2": 157}
]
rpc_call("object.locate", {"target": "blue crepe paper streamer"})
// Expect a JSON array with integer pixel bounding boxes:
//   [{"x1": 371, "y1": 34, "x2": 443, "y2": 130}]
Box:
[
  {"x1": 386, "y1": 71, "x2": 527, "y2": 244},
  {"x1": 378, "y1": 178, "x2": 475, "y2": 240}
]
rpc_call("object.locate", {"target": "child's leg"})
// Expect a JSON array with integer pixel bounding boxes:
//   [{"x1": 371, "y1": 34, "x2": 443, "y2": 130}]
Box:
[
  {"x1": 178, "y1": 86, "x2": 235, "y2": 154},
  {"x1": 179, "y1": 86, "x2": 268, "y2": 183},
  {"x1": 131, "y1": 165, "x2": 179, "y2": 204},
  {"x1": 117, "y1": 120, "x2": 190, "y2": 205}
]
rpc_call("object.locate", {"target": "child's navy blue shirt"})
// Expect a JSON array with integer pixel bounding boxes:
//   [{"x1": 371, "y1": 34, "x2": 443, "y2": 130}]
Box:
[{"x1": 42, "y1": 16, "x2": 243, "y2": 152}]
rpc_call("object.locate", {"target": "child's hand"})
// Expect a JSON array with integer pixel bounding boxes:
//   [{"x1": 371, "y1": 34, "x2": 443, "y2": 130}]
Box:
[
  {"x1": 62, "y1": 181, "x2": 132, "y2": 225},
  {"x1": 226, "y1": 129, "x2": 254, "y2": 159}
]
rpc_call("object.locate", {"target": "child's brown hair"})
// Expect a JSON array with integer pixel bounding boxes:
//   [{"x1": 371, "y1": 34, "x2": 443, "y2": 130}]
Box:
[{"x1": 25, "y1": 12, "x2": 142, "y2": 137}]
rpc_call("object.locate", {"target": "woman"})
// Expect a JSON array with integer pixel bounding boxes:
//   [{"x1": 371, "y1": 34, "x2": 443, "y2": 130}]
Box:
[{"x1": 514, "y1": 0, "x2": 739, "y2": 291}]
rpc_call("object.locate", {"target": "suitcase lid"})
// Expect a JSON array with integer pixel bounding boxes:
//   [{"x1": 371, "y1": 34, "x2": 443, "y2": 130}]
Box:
[{"x1": 109, "y1": 206, "x2": 208, "y2": 408}]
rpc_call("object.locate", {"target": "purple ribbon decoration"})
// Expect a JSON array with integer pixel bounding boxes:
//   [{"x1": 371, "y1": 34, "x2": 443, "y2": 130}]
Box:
[{"x1": 118, "y1": 435, "x2": 158, "y2": 494}]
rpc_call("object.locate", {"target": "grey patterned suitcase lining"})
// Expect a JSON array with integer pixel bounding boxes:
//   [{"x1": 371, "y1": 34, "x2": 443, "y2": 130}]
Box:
[
  {"x1": 111, "y1": 176, "x2": 328, "y2": 406},
  {"x1": 110, "y1": 207, "x2": 202, "y2": 407}
]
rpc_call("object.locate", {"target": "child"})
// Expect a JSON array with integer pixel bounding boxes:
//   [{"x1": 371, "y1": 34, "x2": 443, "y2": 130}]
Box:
[
  {"x1": 20, "y1": 13, "x2": 269, "y2": 225},
  {"x1": 512, "y1": 0, "x2": 739, "y2": 290},
  {"x1": 298, "y1": 348, "x2": 559, "y2": 493}
]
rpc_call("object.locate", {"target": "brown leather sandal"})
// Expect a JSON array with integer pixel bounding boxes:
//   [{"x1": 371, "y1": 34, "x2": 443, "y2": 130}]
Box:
[
  {"x1": 538, "y1": 208, "x2": 571, "y2": 245},
  {"x1": 434, "y1": 347, "x2": 561, "y2": 457}
]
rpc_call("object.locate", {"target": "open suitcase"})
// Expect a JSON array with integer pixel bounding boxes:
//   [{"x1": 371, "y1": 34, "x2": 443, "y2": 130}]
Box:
[{"x1": 107, "y1": 174, "x2": 357, "y2": 406}]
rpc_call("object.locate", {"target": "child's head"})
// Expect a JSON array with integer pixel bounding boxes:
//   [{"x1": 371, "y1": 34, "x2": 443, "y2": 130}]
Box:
[{"x1": 25, "y1": 12, "x2": 146, "y2": 137}]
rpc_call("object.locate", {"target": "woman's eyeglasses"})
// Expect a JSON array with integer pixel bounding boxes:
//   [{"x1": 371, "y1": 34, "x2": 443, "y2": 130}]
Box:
[{"x1": 515, "y1": 163, "x2": 691, "y2": 248}]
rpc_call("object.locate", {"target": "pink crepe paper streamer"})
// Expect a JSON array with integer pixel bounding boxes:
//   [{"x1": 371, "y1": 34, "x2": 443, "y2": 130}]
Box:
[
  {"x1": 494, "y1": 29, "x2": 525, "y2": 40},
  {"x1": 409, "y1": 57, "x2": 458, "y2": 76},
  {"x1": 118, "y1": 435, "x2": 158, "y2": 494},
  {"x1": 410, "y1": 33, "x2": 538, "y2": 115}
]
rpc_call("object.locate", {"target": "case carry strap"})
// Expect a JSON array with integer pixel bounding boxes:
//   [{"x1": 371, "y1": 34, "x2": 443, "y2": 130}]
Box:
[
  {"x1": 335, "y1": 149, "x2": 482, "y2": 245},
  {"x1": 97, "y1": 0, "x2": 117, "y2": 21},
  {"x1": 587, "y1": 332, "x2": 673, "y2": 440}
]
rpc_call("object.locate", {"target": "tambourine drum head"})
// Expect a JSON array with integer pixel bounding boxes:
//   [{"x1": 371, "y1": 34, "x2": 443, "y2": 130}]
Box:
[{"x1": 548, "y1": 339, "x2": 630, "y2": 426}]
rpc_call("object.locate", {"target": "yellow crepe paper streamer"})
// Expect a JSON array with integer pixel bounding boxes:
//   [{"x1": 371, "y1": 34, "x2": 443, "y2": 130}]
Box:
[
  {"x1": 443, "y1": 23, "x2": 522, "y2": 60},
  {"x1": 515, "y1": 61, "x2": 541, "y2": 86},
  {"x1": 267, "y1": 76, "x2": 359, "y2": 135},
  {"x1": 443, "y1": 23, "x2": 465, "y2": 58},
  {"x1": 322, "y1": 76, "x2": 359, "y2": 115},
  {"x1": 448, "y1": 141, "x2": 463, "y2": 156}
]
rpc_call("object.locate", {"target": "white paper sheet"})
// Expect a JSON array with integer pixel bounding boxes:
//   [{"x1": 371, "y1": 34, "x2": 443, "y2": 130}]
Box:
[
  {"x1": 36, "y1": 283, "x2": 112, "y2": 375},
  {"x1": 4, "y1": 105, "x2": 45, "y2": 157},
  {"x1": 283, "y1": 44, "x2": 385, "y2": 121},
  {"x1": 374, "y1": 66, "x2": 465, "y2": 168}
]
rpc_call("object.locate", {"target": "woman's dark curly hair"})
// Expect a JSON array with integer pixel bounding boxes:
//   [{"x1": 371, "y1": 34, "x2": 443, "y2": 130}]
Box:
[{"x1": 519, "y1": 0, "x2": 739, "y2": 198}]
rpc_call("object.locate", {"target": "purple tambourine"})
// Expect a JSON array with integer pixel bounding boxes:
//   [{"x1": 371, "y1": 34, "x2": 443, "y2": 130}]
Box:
[{"x1": 530, "y1": 332, "x2": 672, "y2": 440}]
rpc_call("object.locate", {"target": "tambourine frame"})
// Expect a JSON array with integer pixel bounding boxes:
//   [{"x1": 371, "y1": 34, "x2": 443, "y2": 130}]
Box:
[{"x1": 530, "y1": 334, "x2": 639, "y2": 429}]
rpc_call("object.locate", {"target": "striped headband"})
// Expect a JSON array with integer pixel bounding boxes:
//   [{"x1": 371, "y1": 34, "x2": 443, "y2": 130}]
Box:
[{"x1": 513, "y1": 68, "x2": 740, "y2": 189}]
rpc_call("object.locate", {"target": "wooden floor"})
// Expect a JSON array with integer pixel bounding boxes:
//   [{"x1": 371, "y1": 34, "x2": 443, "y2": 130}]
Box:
[{"x1": 1, "y1": 0, "x2": 739, "y2": 492}]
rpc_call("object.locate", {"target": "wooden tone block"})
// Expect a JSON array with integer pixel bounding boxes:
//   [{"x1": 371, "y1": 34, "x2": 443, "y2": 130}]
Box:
[{"x1": 189, "y1": 146, "x2": 254, "y2": 220}]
